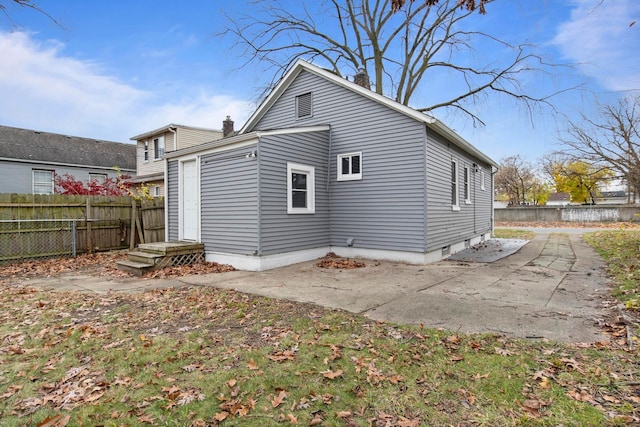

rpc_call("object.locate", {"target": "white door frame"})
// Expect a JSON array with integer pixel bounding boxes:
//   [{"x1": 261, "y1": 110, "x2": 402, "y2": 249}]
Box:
[{"x1": 179, "y1": 157, "x2": 200, "y2": 241}]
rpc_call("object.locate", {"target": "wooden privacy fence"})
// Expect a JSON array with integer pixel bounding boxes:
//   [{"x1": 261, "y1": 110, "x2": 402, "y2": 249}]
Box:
[{"x1": 0, "y1": 194, "x2": 165, "y2": 264}]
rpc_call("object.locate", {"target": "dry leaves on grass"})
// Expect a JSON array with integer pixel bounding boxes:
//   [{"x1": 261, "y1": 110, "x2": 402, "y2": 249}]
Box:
[
  {"x1": 316, "y1": 252, "x2": 365, "y2": 269},
  {"x1": 0, "y1": 252, "x2": 235, "y2": 281}
]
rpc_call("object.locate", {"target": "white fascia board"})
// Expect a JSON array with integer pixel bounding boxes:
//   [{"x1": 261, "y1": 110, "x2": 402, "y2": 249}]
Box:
[
  {"x1": 163, "y1": 134, "x2": 260, "y2": 161},
  {"x1": 256, "y1": 125, "x2": 331, "y2": 137}
]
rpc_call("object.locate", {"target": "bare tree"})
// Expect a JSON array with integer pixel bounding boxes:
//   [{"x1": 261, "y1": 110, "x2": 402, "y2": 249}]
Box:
[
  {"x1": 560, "y1": 96, "x2": 640, "y2": 202},
  {"x1": 391, "y1": 0, "x2": 489, "y2": 14},
  {"x1": 222, "y1": 0, "x2": 568, "y2": 125},
  {"x1": 495, "y1": 155, "x2": 535, "y2": 206},
  {"x1": 0, "y1": 0, "x2": 60, "y2": 28}
]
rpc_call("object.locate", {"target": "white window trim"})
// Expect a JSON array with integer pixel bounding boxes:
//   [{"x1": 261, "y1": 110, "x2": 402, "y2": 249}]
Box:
[
  {"x1": 480, "y1": 170, "x2": 486, "y2": 190},
  {"x1": 337, "y1": 151, "x2": 363, "y2": 181},
  {"x1": 295, "y1": 92, "x2": 313, "y2": 119},
  {"x1": 464, "y1": 165, "x2": 472, "y2": 204},
  {"x1": 143, "y1": 140, "x2": 149, "y2": 163},
  {"x1": 33, "y1": 169, "x2": 54, "y2": 195},
  {"x1": 451, "y1": 160, "x2": 460, "y2": 211},
  {"x1": 287, "y1": 162, "x2": 315, "y2": 214}
]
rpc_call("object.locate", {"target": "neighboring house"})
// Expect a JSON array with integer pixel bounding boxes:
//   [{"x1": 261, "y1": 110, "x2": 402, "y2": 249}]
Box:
[
  {"x1": 164, "y1": 60, "x2": 498, "y2": 271},
  {"x1": 546, "y1": 192, "x2": 571, "y2": 206},
  {"x1": 0, "y1": 125, "x2": 136, "y2": 195},
  {"x1": 129, "y1": 124, "x2": 225, "y2": 197},
  {"x1": 593, "y1": 191, "x2": 627, "y2": 205}
]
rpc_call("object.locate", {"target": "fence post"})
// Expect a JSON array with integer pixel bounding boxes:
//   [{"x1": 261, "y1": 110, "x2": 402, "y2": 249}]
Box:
[
  {"x1": 86, "y1": 198, "x2": 93, "y2": 254},
  {"x1": 130, "y1": 199, "x2": 136, "y2": 250},
  {"x1": 71, "y1": 219, "x2": 77, "y2": 257}
]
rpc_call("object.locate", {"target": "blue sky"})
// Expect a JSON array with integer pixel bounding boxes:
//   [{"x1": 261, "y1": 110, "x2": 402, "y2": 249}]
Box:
[{"x1": 0, "y1": 0, "x2": 638, "y2": 164}]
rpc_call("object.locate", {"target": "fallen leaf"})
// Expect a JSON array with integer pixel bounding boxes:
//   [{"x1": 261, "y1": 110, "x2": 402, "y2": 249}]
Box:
[
  {"x1": 322, "y1": 369, "x2": 344, "y2": 379},
  {"x1": 247, "y1": 359, "x2": 259, "y2": 370},
  {"x1": 214, "y1": 411, "x2": 229, "y2": 422},
  {"x1": 270, "y1": 390, "x2": 287, "y2": 408},
  {"x1": 286, "y1": 413, "x2": 298, "y2": 424},
  {"x1": 37, "y1": 414, "x2": 70, "y2": 427},
  {"x1": 336, "y1": 411, "x2": 352, "y2": 418}
]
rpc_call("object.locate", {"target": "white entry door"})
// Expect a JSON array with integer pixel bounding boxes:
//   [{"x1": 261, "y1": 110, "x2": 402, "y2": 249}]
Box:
[{"x1": 181, "y1": 159, "x2": 199, "y2": 241}]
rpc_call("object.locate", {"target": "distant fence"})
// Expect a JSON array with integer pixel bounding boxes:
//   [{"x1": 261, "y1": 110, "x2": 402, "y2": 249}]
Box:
[
  {"x1": 0, "y1": 194, "x2": 164, "y2": 264},
  {"x1": 494, "y1": 205, "x2": 640, "y2": 223}
]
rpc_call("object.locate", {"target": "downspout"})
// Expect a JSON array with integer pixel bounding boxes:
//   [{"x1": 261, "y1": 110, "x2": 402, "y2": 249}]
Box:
[
  {"x1": 166, "y1": 126, "x2": 178, "y2": 205},
  {"x1": 423, "y1": 125, "x2": 429, "y2": 255},
  {"x1": 167, "y1": 126, "x2": 177, "y2": 152},
  {"x1": 256, "y1": 141, "x2": 262, "y2": 256},
  {"x1": 326, "y1": 127, "x2": 333, "y2": 248}
]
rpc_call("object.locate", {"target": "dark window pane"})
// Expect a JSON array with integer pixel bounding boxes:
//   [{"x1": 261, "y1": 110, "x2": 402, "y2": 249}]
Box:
[
  {"x1": 341, "y1": 157, "x2": 350, "y2": 175},
  {"x1": 292, "y1": 190, "x2": 307, "y2": 208},
  {"x1": 292, "y1": 173, "x2": 307, "y2": 190},
  {"x1": 352, "y1": 155, "x2": 360, "y2": 174}
]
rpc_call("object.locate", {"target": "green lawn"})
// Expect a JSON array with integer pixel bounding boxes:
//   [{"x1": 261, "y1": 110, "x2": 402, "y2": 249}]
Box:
[{"x1": 0, "y1": 234, "x2": 639, "y2": 426}]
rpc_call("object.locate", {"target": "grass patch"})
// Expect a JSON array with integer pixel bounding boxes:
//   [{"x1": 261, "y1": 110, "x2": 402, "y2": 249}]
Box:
[
  {"x1": 494, "y1": 228, "x2": 536, "y2": 240},
  {"x1": 584, "y1": 230, "x2": 640, "y2": 310},
  {"x1": 1, "y1": 282, "x2": 639, "y2": 426}
]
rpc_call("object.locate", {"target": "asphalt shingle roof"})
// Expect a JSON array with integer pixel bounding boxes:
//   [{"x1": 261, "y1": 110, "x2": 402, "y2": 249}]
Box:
[{"x1": 0, "y1": 125, "x2": 136, "y2": 171}]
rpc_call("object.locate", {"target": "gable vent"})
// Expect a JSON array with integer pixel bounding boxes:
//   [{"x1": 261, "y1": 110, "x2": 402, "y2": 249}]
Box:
[{"x1": 296, "y1": 92, "x2": 312, "y2": 119}]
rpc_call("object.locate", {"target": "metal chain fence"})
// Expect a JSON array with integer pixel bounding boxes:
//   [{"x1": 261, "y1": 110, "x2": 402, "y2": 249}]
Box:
[{"x1": 0, "y1": 219, "x2": 80, "y2": 265}]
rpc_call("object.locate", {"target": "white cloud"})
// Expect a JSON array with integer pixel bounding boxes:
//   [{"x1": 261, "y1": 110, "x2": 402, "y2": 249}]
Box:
[
  {"x1": 552, "y1": 0, "x2": 640, "y2": 92},
  {"x1": 0, "y1": 31, "x2": 252, "y2": 143}
]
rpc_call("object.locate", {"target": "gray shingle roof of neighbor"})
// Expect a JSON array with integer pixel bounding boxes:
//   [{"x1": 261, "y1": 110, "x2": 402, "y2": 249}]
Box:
[{"x1": 0, "y1": 125, "x2": 136, "y2": 171}]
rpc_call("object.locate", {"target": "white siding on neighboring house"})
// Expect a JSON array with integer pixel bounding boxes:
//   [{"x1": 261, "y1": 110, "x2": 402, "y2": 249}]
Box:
[{"x1": 177, "y1": 128, "x2": 223, "y2": 150}]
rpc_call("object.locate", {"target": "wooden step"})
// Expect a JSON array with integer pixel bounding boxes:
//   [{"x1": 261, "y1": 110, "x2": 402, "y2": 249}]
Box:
[
  {"x1": 137, "y1": 242, "x2": 204, "y2": 256},
  {"x1": 116, "y1": 260, "x2": 155, "y2": 276},
  {"x1": 128, "y1": 251, "x2": 164, "y2": 265}
]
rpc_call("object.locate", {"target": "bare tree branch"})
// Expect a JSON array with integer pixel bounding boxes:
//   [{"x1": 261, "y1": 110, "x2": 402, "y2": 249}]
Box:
[{"x1": 220, "y1": 0, "x2": 571, "y2": 124}]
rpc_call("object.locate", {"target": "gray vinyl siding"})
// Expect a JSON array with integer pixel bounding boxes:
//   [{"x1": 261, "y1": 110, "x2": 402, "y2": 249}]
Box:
[
  {"x1": 200, "y1": 145, "x2": 258, "y2": 254},
  {"x1": 253, "y1": 70, "x2": 426, "y2": 253},
  {"x1": 425, "y1": 128, "x2": 492, "y2": 251},
  {"x1": 0, "y1": 160, "x2": 126, "y2": 194},
  {"x1": 258, "y1": 131, "x2": 330, "y2": 255},
  {"x1": 167, "y1": 160, "x2": 179, "y2": 241}
]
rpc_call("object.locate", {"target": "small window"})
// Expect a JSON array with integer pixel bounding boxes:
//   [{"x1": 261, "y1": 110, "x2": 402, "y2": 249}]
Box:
[
  {"x1": 464, "y1": 166, "x2": 471, "y2": 204},
  {"x1": 33, "y1": 169, "x2": 54, "y2": 194},
  {"x1": 153, "y1": 186, "x2": 161, "y2": 197},
  {"x1": 337, "y1": 152, "x2": 362, "y2": 181},
  {"x1": 153, "y1": 136, "x2": 165, "y2": 159},
  {"x1": 295, "y1": 92, "x2": 313, "y2": 119},
  {"x1": 89, "y1": 173, "x2": 107, "y2": 182},
  {"x1": 143, "y1": 141, "x2": 149, "y2": 162},
  {"x1": 480, "y1": 170, "x2": 485, "y2": 190},
  {"x1": 451, "y1": 160, "x2": 459, "y2": 211},
  {"x1": 287, "y1": 162, "x2": 315, "y2": 214}
]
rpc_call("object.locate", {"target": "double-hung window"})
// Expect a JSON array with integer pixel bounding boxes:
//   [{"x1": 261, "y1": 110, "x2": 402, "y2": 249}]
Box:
[
  {"x1": 464, "y1": 166, "x2": 471, "y2": 204},
  {"x1": 337, "y1": 152, "x2": 362, "y2": 181},
  {"x1": 33, "y1": 169, "x2": 54, "y2": 194},
  {"x1": 143, "y1": 141, "x2": 149, "y2": 162},
  {"x1": 153, "y1": 136, "x2": 165, "y2": 160},
  {"x1": 451, "y1": 160, "x2": 459, "y2": 211},
  {"x1": 287, "y1": 162, "x2": 315, "y2": 214}
]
